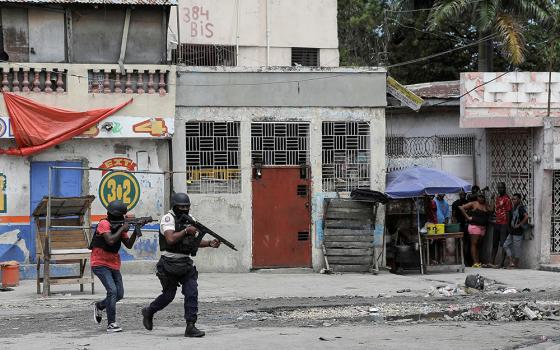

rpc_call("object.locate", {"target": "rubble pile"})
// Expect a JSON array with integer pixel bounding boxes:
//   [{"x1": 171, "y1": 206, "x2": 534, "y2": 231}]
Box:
[{"x1": 453, "y1": 302, "x2": 560, "y2": 322}]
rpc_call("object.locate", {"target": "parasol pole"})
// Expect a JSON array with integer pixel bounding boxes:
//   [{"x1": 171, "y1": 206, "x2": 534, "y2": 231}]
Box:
[{"x1": 416, "y1": 197, "x2": 424, "y2": 274}]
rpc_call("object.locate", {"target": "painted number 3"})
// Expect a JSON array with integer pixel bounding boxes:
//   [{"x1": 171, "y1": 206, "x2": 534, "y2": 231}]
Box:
[{"x1": 106, "y1": 178, "x2": 132, "y2": 204}]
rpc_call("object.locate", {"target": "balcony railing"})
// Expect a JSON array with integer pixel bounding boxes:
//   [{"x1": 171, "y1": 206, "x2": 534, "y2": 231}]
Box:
[
  {"x1": 88, "y1": 69, "x2": 169, "y2": 95},
  {"x1": 1, "y1": 67, "x2": 67, "y2": 93}
]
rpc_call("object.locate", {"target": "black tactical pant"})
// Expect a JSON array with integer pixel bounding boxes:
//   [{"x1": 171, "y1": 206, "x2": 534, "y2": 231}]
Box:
[{"x1": 146, "y1": 257, "x2": 199, "y2": 322}]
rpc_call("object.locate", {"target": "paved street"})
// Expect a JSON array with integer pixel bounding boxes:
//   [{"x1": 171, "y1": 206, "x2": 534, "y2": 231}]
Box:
[{"x1": 3, "y1": 268, "x2": 560, "y2": 349}]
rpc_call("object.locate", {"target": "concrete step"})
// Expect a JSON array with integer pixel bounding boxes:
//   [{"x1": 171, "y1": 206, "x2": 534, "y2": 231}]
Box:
[{"x1": 539, "y1": 264, "x2": 560, "y2": 272}]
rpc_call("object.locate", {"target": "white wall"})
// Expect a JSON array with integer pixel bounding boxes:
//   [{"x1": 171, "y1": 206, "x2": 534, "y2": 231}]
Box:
[
  {"x1": 173, "y1": 106, "x2": 385, "y2": 272},
  {"x1": 169, "y1": 0, "x2": 339, "y2": 66}
]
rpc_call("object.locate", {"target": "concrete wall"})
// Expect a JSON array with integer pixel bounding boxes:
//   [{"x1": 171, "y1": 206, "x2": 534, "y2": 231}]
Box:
[
  {"x1": 173, "y1": 106, "x2": 385, "y2": 272},
  {"x1": 172, "y1": 67, "x2": 386, "y2": 271},
  {"x1": 169, "y1": 0, "x2": 339, "y2": 66},
  {"x1": 386, "y1": 109, "x2": 486, "y2": 186},
  {"x1": 0, "y1": 138, "x2": 170, "y2": 267},
  {"x1": 0, "y1": 63, "x2": 176, "y2": 118},
  {"x1": 176, "y1": 67, "x2": 386, "y2": 107},
  {"x1": 461, "y1": 72, "x2": 560, "y2": 128}
]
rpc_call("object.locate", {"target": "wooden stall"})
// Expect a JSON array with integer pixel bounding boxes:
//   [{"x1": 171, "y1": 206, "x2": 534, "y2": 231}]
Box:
[{"x1": 33, "y1": 196, "x2": 95, "y2": 296}]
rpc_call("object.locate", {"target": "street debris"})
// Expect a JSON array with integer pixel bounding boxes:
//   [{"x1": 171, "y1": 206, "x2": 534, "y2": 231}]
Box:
[
  {"x1": 451, "y1": 302, "x2": 560, "y2": 322},
  {"x1": 396, "y1": 289, "x2": 411, "y2": 293},
  {"x1": 465, "y1": 274, "x2": 485, "y2": 290}
]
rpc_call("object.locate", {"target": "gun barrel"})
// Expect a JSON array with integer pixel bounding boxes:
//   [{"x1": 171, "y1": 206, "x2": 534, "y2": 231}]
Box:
[{"x1": 186, "y1": 217, "x2": 237, "y2": 251}]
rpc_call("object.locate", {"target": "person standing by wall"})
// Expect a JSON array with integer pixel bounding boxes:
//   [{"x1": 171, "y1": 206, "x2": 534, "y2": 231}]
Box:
[
  {"x1": 435, "y1": 194, "x2": 450, "y2": 224},
  {"x1": 491, "y1": 182, "x2": 513, "y2": 267},
  {"x1": 503, "y1": 193, "x2": 529, "y2": 268},
  {"x1": 459, "y1": 194, "x2": 491, "y2": 268},
  {"x1": 452, "y1": 191, "x2": 471, "y2": 266}
]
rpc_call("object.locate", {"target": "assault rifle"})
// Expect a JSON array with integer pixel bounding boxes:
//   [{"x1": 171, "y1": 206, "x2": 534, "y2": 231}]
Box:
[
  {"x1": 177, "y1": 214, "x2": 237, "y2": 256},
  {"x1": 110, "y1": 216, "x2": 154, "y2": 237}
]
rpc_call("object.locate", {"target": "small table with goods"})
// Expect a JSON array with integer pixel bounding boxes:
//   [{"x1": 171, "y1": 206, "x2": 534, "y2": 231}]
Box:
[{"x1": 421, "y1": 223, "x2": 465, "y2": 273}]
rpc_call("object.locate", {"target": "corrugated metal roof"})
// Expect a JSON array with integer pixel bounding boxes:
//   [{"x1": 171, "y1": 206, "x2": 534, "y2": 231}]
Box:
[
  {"x1": 0, "y1": 0, "x2": 176, "y2": 5},
  {"x1": 406, "y1": 80, "x2": 460, "y2": 99}
]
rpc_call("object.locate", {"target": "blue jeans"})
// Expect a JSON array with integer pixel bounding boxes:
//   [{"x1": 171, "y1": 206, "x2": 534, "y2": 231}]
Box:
[
  {"x1": 503, "y1": 234, "x2": 523, "y2": 259},
  {"x1": 92, "y1": 266, "x2": 124, "y2": 324}
]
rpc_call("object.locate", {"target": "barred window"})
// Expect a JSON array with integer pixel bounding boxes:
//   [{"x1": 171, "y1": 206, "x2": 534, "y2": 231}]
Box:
[
  {"x1": 185, "y1": 121, "x2": 241, "y2": 194},
  {"x1": 251, "y1": 123, "x2": 309, "y2": 165},
  {"x1": 322, "y1": 122, "x2": 370, "y2": 192},
  {"x1": 291, "y1": 48, "x2": 319, "y2": 67},
  {"x1": 174, "y1": 44, "x2": 237, "y2": 66}
]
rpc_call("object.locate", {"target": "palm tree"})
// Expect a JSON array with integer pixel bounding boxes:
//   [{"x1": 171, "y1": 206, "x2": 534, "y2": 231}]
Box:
[{"x1": 428, "y1": 0, "x2": 550, "y2": 71}]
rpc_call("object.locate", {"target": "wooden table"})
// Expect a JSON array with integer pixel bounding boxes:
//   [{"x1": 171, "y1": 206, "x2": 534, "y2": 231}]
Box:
[{"x1": 422, "y1": 232, "x2": 465, "y2": 273}]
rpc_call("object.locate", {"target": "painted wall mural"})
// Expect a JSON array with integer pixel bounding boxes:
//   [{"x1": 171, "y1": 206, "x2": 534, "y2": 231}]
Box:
[{"x1": 98, "y1": 158, "x2": 141, "y2": 211}]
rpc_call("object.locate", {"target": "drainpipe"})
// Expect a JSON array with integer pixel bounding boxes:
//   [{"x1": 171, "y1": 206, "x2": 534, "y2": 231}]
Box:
[
  {"x1": 266, "y1": 0, "x2": 270, "y2": 66},
  {"x1": 118, "y1": 7, "x2": 132, "y2": 74},
  {"x1": 235, "y1": 0, "x2": 240, "y2": 65}
]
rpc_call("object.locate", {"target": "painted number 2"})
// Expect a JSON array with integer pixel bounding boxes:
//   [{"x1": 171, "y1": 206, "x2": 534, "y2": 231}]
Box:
[
  {"x1": 182, "y1": 5, "x2": 214, "y2": 38},
  {"x1": 106, "y1": 178, "x2": 132, "y2": 204}
]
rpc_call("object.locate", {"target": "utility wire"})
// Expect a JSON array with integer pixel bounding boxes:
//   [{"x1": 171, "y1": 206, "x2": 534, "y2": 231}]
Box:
[
  {"x1": 426, "y1": 71, "x2": 512, "y2": 107},
  {"x1": 0, "y1": 33, "x2": 498, "y2": 88}
]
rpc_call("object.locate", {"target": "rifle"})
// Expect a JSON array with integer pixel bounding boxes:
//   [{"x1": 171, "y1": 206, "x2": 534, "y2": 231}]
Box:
[
  {"x1": 110, "y1": 216, "x2": 154, "y2": 237},
  {"x1": 177, "y1": 214, "x2": 237, "y2": 255}
]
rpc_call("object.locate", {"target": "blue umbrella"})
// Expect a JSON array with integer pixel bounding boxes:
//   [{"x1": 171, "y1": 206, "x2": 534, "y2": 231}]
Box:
[
  {"x1": 386, "y1": 167, "x2": 472, "y2": 199},
  {"x1": 385, "y1": 166, "x2": 472, "y2": 274}
]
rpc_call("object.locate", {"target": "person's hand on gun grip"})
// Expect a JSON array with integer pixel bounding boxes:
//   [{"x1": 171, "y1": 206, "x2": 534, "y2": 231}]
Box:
[
  {"x1": 121, "y1": 223, "x2": 130, "y2": 233},
  {"x1": 185, "y1": 226, "x2": 198, "y2": 236},
  {"x1": 134, "y1": 225, "x2": 143, "y2": 238},
  {"x1": 210, "y1": 239, "x2": 221, "y2": 248}
]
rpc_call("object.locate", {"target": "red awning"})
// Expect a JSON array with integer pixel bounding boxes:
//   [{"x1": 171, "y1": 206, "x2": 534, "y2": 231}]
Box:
[{"x1": 0, "y1": 92, "x2": 132, "y2": 156}]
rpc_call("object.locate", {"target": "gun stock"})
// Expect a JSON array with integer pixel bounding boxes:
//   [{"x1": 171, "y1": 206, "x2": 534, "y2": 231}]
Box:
[{"x1": 183, "y1": 215, "x2": 238, "y2": 251}]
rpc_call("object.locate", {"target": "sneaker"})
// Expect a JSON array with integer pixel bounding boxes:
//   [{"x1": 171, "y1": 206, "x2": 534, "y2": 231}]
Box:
[
  {"x1": 93, "y1": 303, "x2": 102, "y2": 324},
  {"x1": 107, "y1": 323, "x2": 123, "y2": 333}
]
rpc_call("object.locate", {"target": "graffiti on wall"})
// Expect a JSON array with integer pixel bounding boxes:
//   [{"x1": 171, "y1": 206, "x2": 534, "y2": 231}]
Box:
[
  {"x1": 182, "y1": 5, "x2": 214, "y2": 38},
  {"x1": 0, "y1": 172, "x2": 6, "y2": 213},
  {"x1": 98, "y1": 158, "x2": 141, "y2": 211}
]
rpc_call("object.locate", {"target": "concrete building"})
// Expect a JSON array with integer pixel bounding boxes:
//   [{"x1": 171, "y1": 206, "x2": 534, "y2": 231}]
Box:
[
  {"x1": 0, "y1": 0, "x2": 176, "y2": 276},
  {"x1": 168, "y1": 0, "x2": 339, "y2": 67},
  {"x1": 173, "y1": 66, "x2": 386, "y2": 272},
  {"x1": 460, "y1": 71, "x2": 560, "y2": 268},
  {"x1": 387, "y1": 81, "x2": 485, "y2": 186}
]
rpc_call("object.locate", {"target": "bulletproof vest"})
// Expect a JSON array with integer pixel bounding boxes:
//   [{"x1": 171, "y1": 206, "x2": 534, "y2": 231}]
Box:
[
  {"x1": 90, "y1": 219, "x2": 122, "y2": 253},
  {"x1": 159, "y1": 212, "x2": 194, "y2": 255}
]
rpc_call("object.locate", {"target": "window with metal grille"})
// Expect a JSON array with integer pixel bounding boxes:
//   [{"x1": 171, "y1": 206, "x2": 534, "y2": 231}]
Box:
[
  {"x1": 185, "y1": 122, "x2": 241, "y2": 194},
  {"x1": 251, "y1": 123, "x2": 309, "y2": 165},
  {"x1": 322, "y1": 122, "x2": 370, "y2": 192},
  {"x1": 173, "y1": 44, "x2": 237, "y2": 66},
  {"x1": 291, "y1": 48, "x2": 319, "y2": 67},
  {"x1": 386, "y1": 135, "x2": 475, "y2": 158}
]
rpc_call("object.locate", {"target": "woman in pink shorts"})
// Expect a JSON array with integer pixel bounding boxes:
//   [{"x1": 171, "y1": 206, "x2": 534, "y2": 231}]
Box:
[{"x1": 459, "y1": 194, "x2": 490, "y2": 267}]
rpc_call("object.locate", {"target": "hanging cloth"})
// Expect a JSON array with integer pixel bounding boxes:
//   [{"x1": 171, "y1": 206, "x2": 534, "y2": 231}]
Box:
[{"x1": 0, "y1": 92, "x2": 132, "y2": 156}]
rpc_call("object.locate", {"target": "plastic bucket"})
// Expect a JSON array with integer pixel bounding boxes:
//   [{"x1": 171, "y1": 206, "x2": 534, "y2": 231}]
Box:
[
  {"x1": 1, "y1": 263, "x2": 20, "y2": 287},
  {"x1": 435, "y1": 224, "x2": 445, "y2": 234}
]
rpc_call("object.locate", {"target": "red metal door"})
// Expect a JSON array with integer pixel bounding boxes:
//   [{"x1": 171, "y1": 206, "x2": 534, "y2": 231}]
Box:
[{"x1": 252, "y1": 166, "x2": 311, "y2": 268}]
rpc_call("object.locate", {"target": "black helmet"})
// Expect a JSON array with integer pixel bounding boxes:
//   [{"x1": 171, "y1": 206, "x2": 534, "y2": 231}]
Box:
[
  {"x1": 171, "y1": 192, "x2": 190, "y2": 208},
  {"x1": 107, "y1": 200, "x2": 128, "y2": 217}
]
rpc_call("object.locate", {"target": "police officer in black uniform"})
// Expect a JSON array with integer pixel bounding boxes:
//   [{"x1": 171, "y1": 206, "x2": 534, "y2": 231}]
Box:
[{"x1": 141, "y1": 193, "x2": 220, "y2": 337}]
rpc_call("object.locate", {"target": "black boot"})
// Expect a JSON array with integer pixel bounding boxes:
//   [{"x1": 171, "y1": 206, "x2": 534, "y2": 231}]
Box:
[
  {"x1": 185, "y1": 322, "x2": 205, "y2": 337},
  {"x1": 142, "y1": 307, "x2": 153, "y2": 330}
]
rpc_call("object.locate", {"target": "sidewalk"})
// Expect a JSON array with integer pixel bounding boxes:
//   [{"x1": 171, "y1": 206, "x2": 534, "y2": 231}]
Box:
[{"x1": 4, "y1": 267, "x2": 560, "y2": 303}]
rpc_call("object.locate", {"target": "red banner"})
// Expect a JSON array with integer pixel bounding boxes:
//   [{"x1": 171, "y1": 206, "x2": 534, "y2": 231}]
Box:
[{"x1": 0, "y1": 92, "x2": 132, "y2": 156}]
